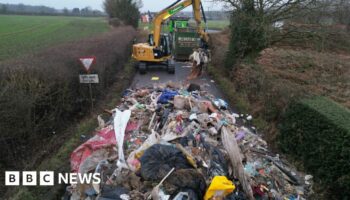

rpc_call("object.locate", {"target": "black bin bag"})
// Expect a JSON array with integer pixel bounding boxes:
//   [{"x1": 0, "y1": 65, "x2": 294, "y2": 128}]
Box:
[{"x1": 140, "y1": 144, "x2": 192, "y2": 181}]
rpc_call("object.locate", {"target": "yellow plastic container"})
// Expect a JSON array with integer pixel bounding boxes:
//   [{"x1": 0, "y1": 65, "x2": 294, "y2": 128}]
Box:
[{"x1": 204, "y1": 176, "x2": 235, "y2": 200}]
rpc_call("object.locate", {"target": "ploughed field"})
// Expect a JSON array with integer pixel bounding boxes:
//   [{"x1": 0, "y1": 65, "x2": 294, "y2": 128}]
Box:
[{"x1": 0, "y1": 15, "x2": 109, "y2": 61}]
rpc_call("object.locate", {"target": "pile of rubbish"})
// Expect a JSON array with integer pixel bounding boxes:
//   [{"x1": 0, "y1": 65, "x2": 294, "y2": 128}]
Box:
[{"x1": 67, "y1": 82, "x2": 313, "y2": 200}]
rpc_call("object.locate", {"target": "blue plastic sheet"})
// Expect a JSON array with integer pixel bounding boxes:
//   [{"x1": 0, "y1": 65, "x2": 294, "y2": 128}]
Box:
[{"x1": 157, "y1": 90, "x2": 179, "y2": 104}]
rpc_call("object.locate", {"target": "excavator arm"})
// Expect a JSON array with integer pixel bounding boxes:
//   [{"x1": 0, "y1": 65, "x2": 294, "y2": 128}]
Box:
[{"x1": 152, "y1": 0, "x2": 209, "y2": 48}]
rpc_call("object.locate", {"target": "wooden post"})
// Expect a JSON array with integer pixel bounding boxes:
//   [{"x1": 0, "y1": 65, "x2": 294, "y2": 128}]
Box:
[
  {"x1": 89, "y1": 82, "x2": 93, "y2": 111},
  {"x1": 221, "y1": 126, "x2": 254, "y2": 200}
]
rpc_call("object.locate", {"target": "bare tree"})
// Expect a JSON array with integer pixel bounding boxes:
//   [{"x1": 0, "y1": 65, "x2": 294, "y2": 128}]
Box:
[
  {"x1": 219, "y1": 0, "x2": 320, "y2": 25},
  {"x1": 220, "y1": 0, "x2": 324, "y2": 68}
]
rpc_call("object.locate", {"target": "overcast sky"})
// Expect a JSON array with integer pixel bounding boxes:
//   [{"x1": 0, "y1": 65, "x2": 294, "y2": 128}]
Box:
[{"x1": 0, "y1": 0, "x2": 224, "y2": 12}]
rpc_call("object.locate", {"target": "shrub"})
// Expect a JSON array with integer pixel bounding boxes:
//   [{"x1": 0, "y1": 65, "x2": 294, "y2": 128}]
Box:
[
  {"x1": 104, "y1": 0, "x2": 140, "y2": 28},
  {"x1": 279, "y1": 96, "x2": 350, "y2": 199},
  {"x1": 225, "y1": 10, "x2": 268, "y2": 69},
  {"x1": 109, "y1": 18, "x2": 124, "y2": 27}
]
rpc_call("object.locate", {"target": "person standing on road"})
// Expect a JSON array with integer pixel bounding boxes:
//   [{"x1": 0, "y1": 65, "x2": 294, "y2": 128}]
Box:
[{"x1": 187, "y1": 48, "x2": 207, "y2": 80}]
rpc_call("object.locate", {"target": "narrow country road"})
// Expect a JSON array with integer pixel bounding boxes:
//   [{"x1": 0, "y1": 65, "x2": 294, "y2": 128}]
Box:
[{"x1": 130, "y1": 61, "x2": 226, "y2": 99}]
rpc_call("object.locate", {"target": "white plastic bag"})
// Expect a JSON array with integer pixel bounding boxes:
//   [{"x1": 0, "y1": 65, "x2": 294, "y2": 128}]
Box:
[{"x1": 114, "y1": 109, "x2": 131, "y2": 169}]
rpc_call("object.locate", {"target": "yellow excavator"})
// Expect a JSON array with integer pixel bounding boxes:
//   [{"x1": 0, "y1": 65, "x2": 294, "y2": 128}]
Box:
[{"x1": 132, "y1": 0, "x2": 209, "y2": 74}]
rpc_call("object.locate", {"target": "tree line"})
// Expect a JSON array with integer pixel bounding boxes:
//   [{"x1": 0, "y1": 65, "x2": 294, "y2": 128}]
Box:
[{"x1": 0, "y1": 3, "x2": 105, "y2": 16}]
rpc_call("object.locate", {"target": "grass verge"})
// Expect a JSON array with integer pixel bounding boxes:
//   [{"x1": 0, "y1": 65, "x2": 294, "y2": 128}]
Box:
[{"x1": 207, "y1": 64, "x2": 269, "y2": 132}]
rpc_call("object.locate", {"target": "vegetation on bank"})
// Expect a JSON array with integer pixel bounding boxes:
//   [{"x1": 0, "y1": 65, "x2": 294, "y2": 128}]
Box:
[
  {"x1": 0, "y1": 27, "x2": 137, "y2": 197},
  {"x1": 209, "y1": 0, "x2": 350, "y2": 199},
  {"x1": 8, "y1": 59, "x2": 136, "y2": 200}
]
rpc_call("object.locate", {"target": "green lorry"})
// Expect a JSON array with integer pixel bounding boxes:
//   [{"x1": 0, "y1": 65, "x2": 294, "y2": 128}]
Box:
[{"x1": 168, "y1": 17, "x2": 201, "y2": 60}]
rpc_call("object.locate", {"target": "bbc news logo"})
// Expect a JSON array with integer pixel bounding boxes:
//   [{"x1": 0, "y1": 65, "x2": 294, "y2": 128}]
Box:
[{"x1": 5, "y1": 171, "x2": 101, "y2": 186}]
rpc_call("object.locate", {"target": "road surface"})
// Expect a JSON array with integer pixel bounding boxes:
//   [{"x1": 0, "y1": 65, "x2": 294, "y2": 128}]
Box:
[{"x1": 131, "y1": 61, "x2": 226, "y2": 99}]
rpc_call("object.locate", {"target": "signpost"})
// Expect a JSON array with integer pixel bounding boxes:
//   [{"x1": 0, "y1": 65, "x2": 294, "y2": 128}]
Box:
[
  {"x1": 79, "y1": 57, "x2": 96, "y2": 72},
  {"x1": 79, "y1": 57, "x2": 97, "y2": 111},
  {"x1": 79, "y1": 74, "x2": 99, "y2": 84}
]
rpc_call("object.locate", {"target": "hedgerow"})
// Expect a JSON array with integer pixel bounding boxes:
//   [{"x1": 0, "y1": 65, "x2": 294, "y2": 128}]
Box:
[{"x1": 279, "y1": 96, "x2": 350, "y2": 199}]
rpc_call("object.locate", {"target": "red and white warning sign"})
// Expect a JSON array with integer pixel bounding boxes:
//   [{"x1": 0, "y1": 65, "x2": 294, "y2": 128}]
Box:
[{"x1": 79, "y1": 56, "x2": 96, "y2": 72}]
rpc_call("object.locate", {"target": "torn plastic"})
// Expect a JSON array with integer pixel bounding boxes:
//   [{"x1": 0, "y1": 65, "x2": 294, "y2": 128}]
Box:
[
  {"x1": 208, "y1": 148, "x2": 230, "y2": 178},
  {"x1": 204, "y1": 176, "x2": 235, "y2": 200},
  {"x1": 127, "y1": 130, "x2": 160, "y2": 171},
  {"x1": 213, "y1": 98, "x2": 228, "y2": 110},
  {"x1": 70, "y1": 126, "x2": 116, "y2": 173},
  {"x1": 173, "y1": 189, "x2": 199, "y2": 200},
  {"x1": 98, "y1": 185, "x2": 129, "y2": 200},
  {"x1": 163, "y1": 169, "x2": 206, "y2": 199}
]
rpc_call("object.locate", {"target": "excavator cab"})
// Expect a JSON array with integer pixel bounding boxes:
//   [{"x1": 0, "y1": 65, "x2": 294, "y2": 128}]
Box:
[
  {"x1": 148, "y1": 33, "x2": 171, "y2": 59},
  {"x1": 132, "y1": 33, "x2": 174, "y2": 74},
  {"x1": 132, "y1": 33, "x2": 175, "y2": 74}
]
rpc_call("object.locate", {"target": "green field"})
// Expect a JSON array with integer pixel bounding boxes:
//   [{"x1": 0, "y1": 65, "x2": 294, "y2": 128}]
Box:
[
  {"x1": 205, "y1": 20, "x2": 229, "y2": 30},
  {"x1": 0, "y1": 15, "x2": 109, "y2": 61}
]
